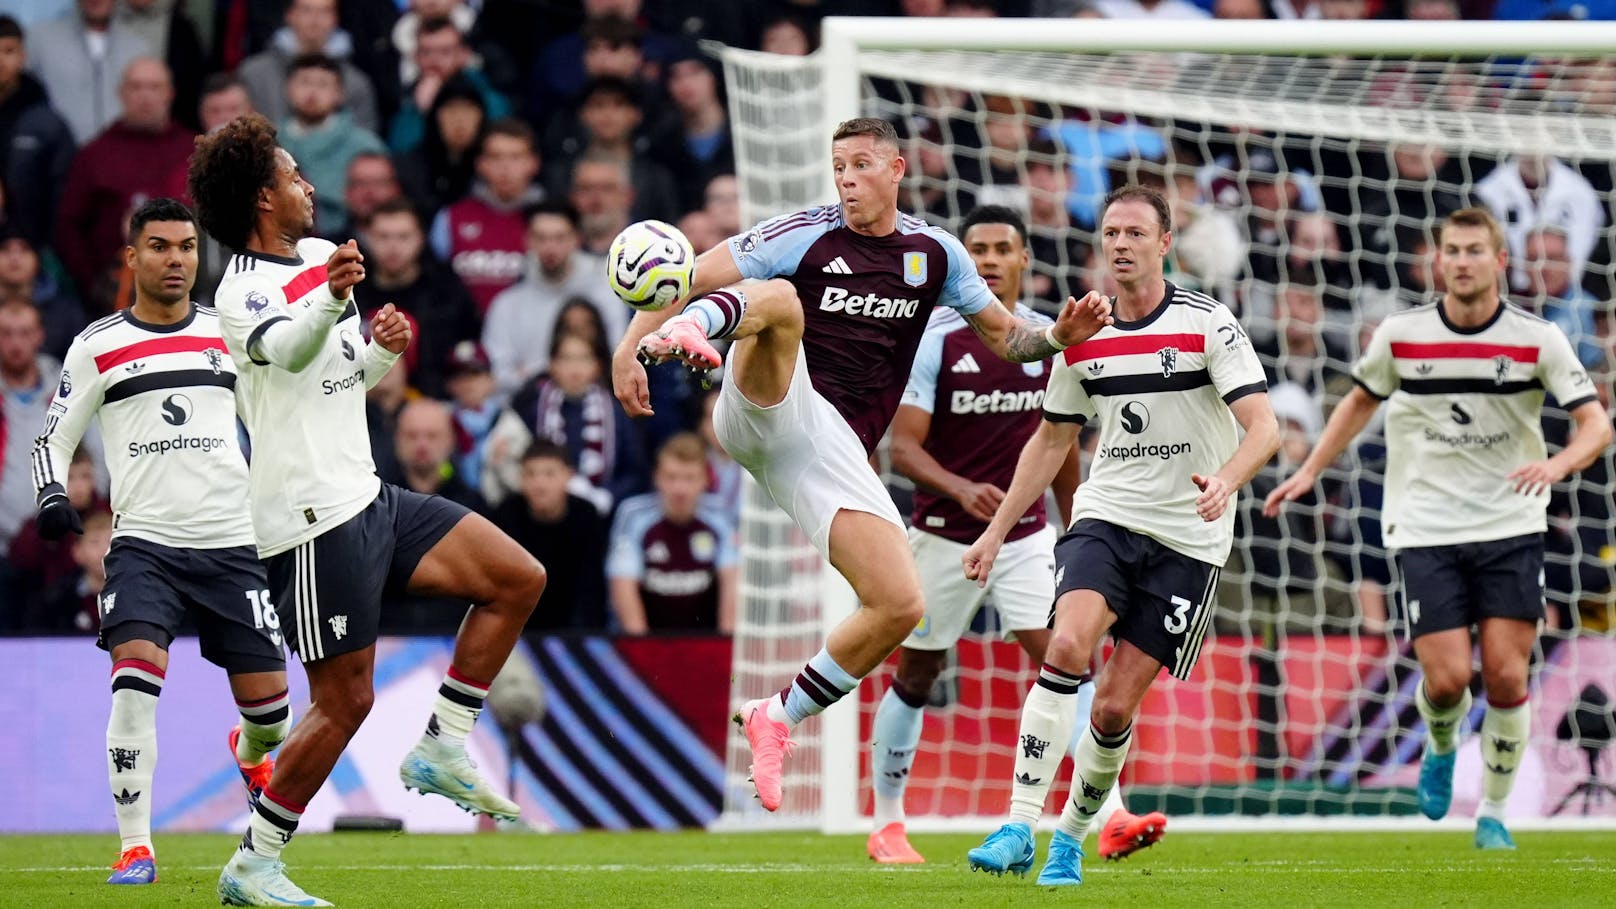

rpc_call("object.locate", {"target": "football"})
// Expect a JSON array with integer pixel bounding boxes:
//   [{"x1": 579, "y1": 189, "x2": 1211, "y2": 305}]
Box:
[{"x1": 606, "y1": 220, "x2": 695, "y2": 312}]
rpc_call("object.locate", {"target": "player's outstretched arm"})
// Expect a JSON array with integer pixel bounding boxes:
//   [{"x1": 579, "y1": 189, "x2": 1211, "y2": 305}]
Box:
[
  {"x1": 1262, "y1": 385, "x2": 1382, "y2": 517},
  {"x1": 1508, "y1": 398, "x2": 1613, "y2": 495},
  {"x1": 965, "y1": 292, "x2": 1114, "y2": 363},
  {"x1": 963, "y1": 417, "x2": 1081, "y2": 587},
  {"x1": 612, "y1": 242, "x2": 746, "y2": 416},
  {"x1": 1193, "y1": 392, "x2": 1280, "y2": 523},
  {"x1": 889, "y1": 404, "x2": 1004, "y2": 522},
  {"x1": 32, "y1": 339, "x2": 102, "y2": 540}
]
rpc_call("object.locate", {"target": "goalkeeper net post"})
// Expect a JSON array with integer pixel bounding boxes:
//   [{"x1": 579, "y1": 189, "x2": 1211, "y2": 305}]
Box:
[{"x1": 717, "y1": 18, "x2": 1616, "y2": 834}]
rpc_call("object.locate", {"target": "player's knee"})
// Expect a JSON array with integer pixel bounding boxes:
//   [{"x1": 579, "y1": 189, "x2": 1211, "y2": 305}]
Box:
[
  {"x1": 1422, "y1": 666, "x2": 1471, "y2": 706},
  {"x1": 1042, "y1": 630, "x2": 1088, "y2": 675},
  {"x1": 502, "y1": 554, "x2": 545, "y2": 615},
  {"x1": 1089, "y1": 692, "x2": 1135, "y2": 737},
  {"x1": 895, "y1": 650, "x2": 946, "y2": 695},
  {"x1": 886, "y1": 595, "x2": 926, "y2": 636},
  {"x1": 1482, "y1": 663, "x2": 1528, "y2": 705}
]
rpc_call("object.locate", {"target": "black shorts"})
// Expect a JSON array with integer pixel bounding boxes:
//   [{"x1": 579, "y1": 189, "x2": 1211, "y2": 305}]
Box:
[
  {"x1": 267, "y1": 483, "x2": 469, "y2": 663},
  {"x1": 1053, "y1": 519, "x2": 1221, "y2": 681},
  {"x1": 98, "y1": 537, "x2": 285, "y2": 674},
  {"x1": 1394, "y1": 532, "x2": 1545, "y2": 638}
]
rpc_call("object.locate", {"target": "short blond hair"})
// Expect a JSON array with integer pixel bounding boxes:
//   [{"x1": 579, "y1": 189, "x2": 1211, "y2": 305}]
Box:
[{"x1": 1439, "y1": 207, "x2": 1506, "y2": 254}]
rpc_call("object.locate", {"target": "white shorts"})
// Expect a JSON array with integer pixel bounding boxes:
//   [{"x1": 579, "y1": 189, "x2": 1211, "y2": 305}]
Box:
[
  {"x1": 713, "y1": 344, "x2": 903, "y2": 559},
  {"x1": 903, "y1": 523, "x2": 1059, "y2": 651}
]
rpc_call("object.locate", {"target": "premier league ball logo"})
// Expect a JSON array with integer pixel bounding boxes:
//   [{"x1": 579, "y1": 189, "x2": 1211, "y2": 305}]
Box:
[{"x1": 245, "y1": 291, "x2": 272, "y2": 317}]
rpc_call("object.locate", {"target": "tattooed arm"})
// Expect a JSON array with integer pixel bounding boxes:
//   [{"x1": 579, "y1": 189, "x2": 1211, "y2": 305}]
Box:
[{"x1": 964, "y1": 292, "x2": 1114, "y2": 363}]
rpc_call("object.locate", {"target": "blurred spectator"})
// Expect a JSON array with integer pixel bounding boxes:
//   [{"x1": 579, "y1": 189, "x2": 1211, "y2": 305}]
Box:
[
  {"x1": 1493, "y1": 0, "x2": 1616, "y2": 18},
  {"x1": 387, "y1": 14, "x2": 509, "y2": 155},
  {"x1": 1213, "y1": 0, "x2": 1268, "y2": 14},
  {"x1": 391, "y1": 0, "x2": 507, "y2": 91},
  {"x1": 491, "y1": 440, "x2": 609, "y2": 632},
  {"x1": 0, "y1": 299, "x2": 65, "y2": 558},
  {"x1": 7, "y1": 445, "x2": 103, "y2": 614},
  {"x1": 25, "y1": 0, "x2": 150, "y2": 144},
  {"x1": 526, "y1": 6, "x2": 679, "y2": 127},
  {"x1": 1524, "y1": 225, "x2": 1605, "y2": 369},
  {"x1": 358, "y1": 196, "x2": 479, "y2": 398},
  {"x1": 0, "y1": 226, "x2": 84, "y2": 360},
  {"x1": 394, "y1": 73, "x2": 486, "y2": 216},
  {"x1": 341, "y1": 151, "x2": 403, "y2": 233},
  {"x1": 676, "y1": 209, "x2": 723, "y2": 255},
  {"x1": 444, "y1": 340, "x2": 500, "y2": 491},
  {"x1": 606, "y1": 432, "x2": 736, "y2": 635},
  {"x1": 1166, "y1": 163, "x2": 1244, "y2": 300},
  {"x1": 758, "y1": 14, "x2": 815, "y2": 55},
  {"x1": 429, "y1": 117, "x2": 542, "y2": 314},
  {"x1": 1404, "y1": 0, "x2": 1460, "y2": 16},
  {"x1": 1252, "y1": 273, "x2": 1354, "y2": 399},
  {"x1": 237, "y1": 0, "x2": 380, "y2": 134},
  {"x1": 196, "y1": 72, "x2": 254, "y2": 132},
  {"x1": 544, "y1": 76, "x2": 680, "y2": 223},
  {"x1": 1474, "y1": 155, "x2": 1605, "y2": 293},
  {"x1": 570, "y1": 153, "x2": 635, "y2": 255},
  {"x1": 1047, "y1": 111, "x2": 1169, "y2": 229},
  {"x1": 115, "y1": 0, "x2": 205, "y2": 134},
  {"x1": 703, "y1": 173, "x2": 741, "y2": 237},
  {"x1": 946, "y1": 0, "x2": 1000, "y2": 13},
  {"x1": 1357, "y1": 143, "x2": 1466, "y2": 291},
  {"x1": 32, "y1": 507, "x2": 111, "y2": 633},
  {"x1": 481, "y1": 329, "x2": 646, "y2": 513},
  {"x1": 388, "y1": 398, "x2": 488, "y2": 513},
  {"x1": 366, "y1": 353, "x2": 413, "y2": 483},
  {"x1": 1281, "y1": 212, "x2": 1350, "y2": 291},
  {"x1": 1023, "y1": 141, "x2": 1090, "y2": 311},
  {"x1": 657, "y1": 51, "x2": 733, "y2": 213},
  {"x1": 53, "y1": 57, "x2": 192, "y2": 309},
  {"x1": 1094, "y1": 0, "x2": 1212, "y2": 16},
  {"x1": 482, "y1": 201, "x2": 625, "y2": 397},
  {"x1": 0, "y1": 15, "x2": 75, "y2": 248},
  {"x1": 276, "y1": 54, "x2": 386, "y2": 237}
]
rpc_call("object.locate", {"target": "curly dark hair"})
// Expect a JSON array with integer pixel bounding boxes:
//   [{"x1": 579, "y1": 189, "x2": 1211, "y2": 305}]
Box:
[{"x1": 187, "y1": 113, "x2": 280, "y2": 251}]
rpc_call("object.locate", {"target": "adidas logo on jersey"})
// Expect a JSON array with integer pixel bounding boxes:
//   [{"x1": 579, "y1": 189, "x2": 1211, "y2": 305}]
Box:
[
  {"x1": 821, "y1": 256, "x2": 852, "y2": 274},
  {"x1": 951, "y1": 353, "x2": 981, "y2": 373}
]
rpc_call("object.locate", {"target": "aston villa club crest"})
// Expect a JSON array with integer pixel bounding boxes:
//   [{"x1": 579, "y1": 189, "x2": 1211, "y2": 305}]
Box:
[
  {"x1": 902, "y1": 251, "x2": 927, "y2": 287},
  {"x1": 1159, "y1": 347, "x2": 1179, "y2": 377}
]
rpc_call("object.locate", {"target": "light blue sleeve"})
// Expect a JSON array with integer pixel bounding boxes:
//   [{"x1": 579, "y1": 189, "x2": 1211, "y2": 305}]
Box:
[
  {"x1": 900, "y1": 321, "x2": 948, "y2": 414},
  {"x1": 428, "y1": 209, "x2": 451, "y2": 263},
  {"x1": 933, "y1": 228, "x2": 995, "y2": 316},
  {"x1": 726, "y1": 205, "x2": 836, "y2": 280},
  {"x1": 605, "y1": 497, "x2": 654, "y2": 580}
]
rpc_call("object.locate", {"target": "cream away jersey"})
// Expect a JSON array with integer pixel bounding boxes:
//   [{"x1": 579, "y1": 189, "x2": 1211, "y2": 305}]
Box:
[
  {"x1": 215, "y1": 240, "x2": 396, "y2": 556},
  {"x1": 31, "y1": 306, "x2": 256, "y2": 549},
  {"x1": 1352, "y1": 300, "x2": 1596, "y2": 549},
  {"x1": 1042, "y1": 282, "x2": 1268, "y2": 566}
]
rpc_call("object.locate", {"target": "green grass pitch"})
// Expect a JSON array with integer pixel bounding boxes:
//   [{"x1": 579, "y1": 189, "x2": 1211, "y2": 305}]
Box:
[{"x1": 3, "y1": 830, "x2": 1613, "y2": 908}]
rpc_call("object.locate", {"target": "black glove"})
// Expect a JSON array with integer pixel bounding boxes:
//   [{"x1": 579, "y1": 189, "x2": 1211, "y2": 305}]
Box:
[{"x1": 35, "y1": 483, "x2": 84, "y2": 541}]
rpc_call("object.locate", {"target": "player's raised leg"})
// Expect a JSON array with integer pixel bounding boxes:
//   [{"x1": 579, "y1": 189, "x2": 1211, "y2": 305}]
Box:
[
  {"x1": 1078, "y1": 670, "x2": 1167, "y2": 861},
  {"x1": 399, "y1": 511, "x2": 544, "y2": 819},
  {"x1": 868, "y1": 647, "x2": 947, "y2": 863},
  {"x1": 226, "y1": 671, "x2": 294, "y2": 807},
  {"x1": 104, "y1": 640, "x2": 165, "y2": 885},
  {"x1": 1474, "y1": 616, "x2": 1534, "y2": 850}
]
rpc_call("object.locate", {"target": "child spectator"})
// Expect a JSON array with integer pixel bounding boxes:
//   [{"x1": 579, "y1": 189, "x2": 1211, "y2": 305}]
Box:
[
  {"x1": 490, "y1": 440, "x2": 609, "y2": 631},
  {"x1": 606, "y1": 433, "x2": 736, "y2": 635}
]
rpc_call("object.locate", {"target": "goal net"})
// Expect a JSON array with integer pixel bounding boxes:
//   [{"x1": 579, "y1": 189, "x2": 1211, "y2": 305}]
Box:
[{"x1": 716, "y1": 18, "x2": 1616, "y2": 833}]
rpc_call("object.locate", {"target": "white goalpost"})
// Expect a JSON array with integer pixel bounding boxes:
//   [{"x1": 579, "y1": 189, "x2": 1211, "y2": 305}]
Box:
[{"x1": 715, "y1": 18, "x2": 1616, "y2": 834}]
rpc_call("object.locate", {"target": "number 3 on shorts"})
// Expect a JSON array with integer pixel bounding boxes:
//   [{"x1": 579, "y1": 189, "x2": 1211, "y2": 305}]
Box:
[
  {"x1": 245, "y1": 589, "x2": 283, "y2": 645},
  {"x1": 1164, "y1": 595, "x2": 1192, "y2": 635}
]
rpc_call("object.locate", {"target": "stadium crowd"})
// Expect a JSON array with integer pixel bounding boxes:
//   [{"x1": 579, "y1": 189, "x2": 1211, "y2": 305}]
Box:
[{"x1": 0, "y1": 0, "x2": 1613, "y2": 640}]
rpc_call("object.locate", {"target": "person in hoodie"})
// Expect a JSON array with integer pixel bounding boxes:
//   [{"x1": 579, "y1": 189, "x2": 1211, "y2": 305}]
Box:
[
  {"x1": 275, "y1": 53, "x2": 386, "y2": 237},
  {"x1": 0, "y1": 15, "x2": 75, "y2": 248},
  {"x1": 236, "y1": 0, "x2": 379, "y2": 134},
  {"x1": 394, "y1": 73, "x2": 485, "y2": 221},
  {"x1": 428, "y1": 116, "x2": 542, "y2": 315},
  {"x1": 53, "y1": 56, "x2": 193, "y2": 307}
]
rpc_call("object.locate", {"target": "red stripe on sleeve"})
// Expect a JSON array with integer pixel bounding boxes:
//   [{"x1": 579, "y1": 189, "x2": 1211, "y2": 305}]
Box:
[
  {"x1": 1389, "y1": 341, "x2": 1539, "y2": 363},
  {"x1": 94, "y1": 336, "x2": 226, "y2": 373},
  {"x1": 281, "y1": 265, "x2": 330, "y2": 305},
  {"x1": 1064, "y1": 332, "x2": 1205, "y2": 365}
]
